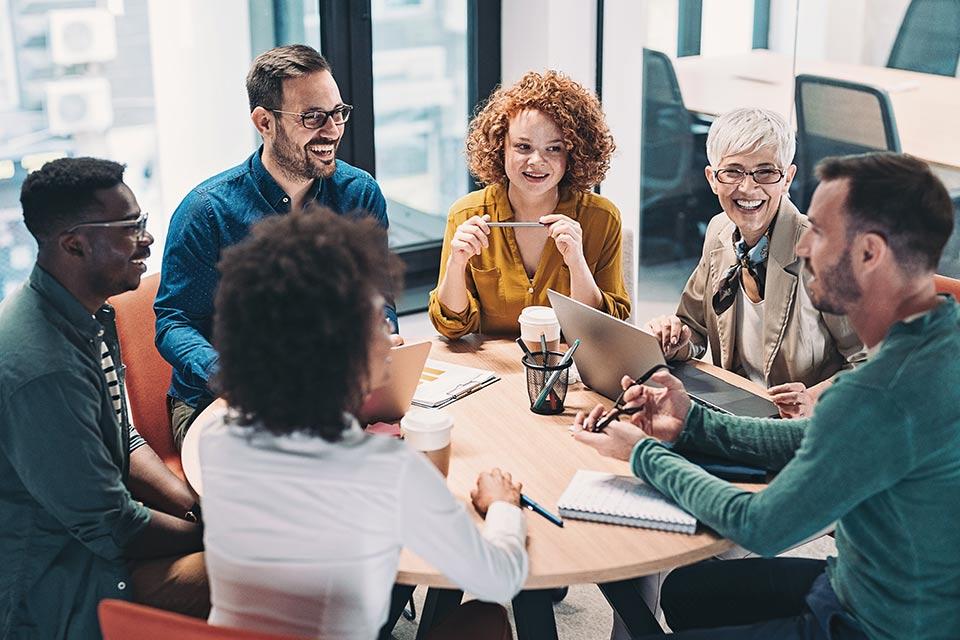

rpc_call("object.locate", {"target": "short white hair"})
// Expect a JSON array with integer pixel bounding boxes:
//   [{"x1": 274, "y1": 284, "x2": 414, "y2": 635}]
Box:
[{"x1": 706, "y1": 108, "x2": 796, "y2": 169}]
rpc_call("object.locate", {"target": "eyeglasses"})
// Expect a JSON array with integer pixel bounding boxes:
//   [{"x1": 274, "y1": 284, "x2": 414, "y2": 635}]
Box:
[
  {"x1": 589, "y1": 363, "x2": 669, "y2": 432},
  {"x1": 270, "y1": 104, "x2": 353, "y2": 129},
  {"x1": 713, "y1": 167, "x2": 786, "y2": 185},
  {"x1": 66, "y1": 212, "x2": 149, "y2": 240}
]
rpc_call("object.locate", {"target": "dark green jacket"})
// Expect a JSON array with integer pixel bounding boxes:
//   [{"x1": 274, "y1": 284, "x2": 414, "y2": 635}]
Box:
[
  {"x1": 0, "y1": 265, "x2": 151, "y2": 639},
  {"x1": 632, "y1": 296, "x2": 960, "y2": 640}
]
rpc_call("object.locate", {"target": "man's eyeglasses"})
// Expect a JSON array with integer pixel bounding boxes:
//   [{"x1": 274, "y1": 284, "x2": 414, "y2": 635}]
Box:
[
  {"x1": 713, "y1": 167, "x2": 786, "y2": 185},
  {"x1": 270, "y1": 104, "x2": 353, "y2": 129},
  {"x1": 66, "y1": 212, "x2": 149, "y2": 240}
]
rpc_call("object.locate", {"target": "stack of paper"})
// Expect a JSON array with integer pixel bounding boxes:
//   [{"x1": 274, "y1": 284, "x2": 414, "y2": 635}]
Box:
[{"x1": 412, "y1": 359, "x2": 499, "y2": 408}]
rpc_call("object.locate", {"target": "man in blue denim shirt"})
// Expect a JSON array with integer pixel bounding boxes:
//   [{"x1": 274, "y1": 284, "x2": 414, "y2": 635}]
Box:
[{"x1": 155, "y1": 45, "x2": 400, "y2": 448}]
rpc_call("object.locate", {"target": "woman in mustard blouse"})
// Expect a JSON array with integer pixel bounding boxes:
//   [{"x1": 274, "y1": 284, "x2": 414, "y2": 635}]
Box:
[{"x1": 428, "y1": 70, "x2": 630, "y2": 339}]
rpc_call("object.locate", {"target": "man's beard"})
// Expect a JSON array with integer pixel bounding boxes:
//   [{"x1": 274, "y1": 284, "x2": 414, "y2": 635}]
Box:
[
  {"x1": 272, "y1": 122, "x2": 337, "y2": 182},
  {"x1": 806, "y1": 250, "x2": 862, "y2": 315}
]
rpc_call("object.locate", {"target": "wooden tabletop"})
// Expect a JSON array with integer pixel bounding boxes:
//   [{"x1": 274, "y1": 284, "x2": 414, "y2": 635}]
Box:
[
  {"x1": 182, "y1": 336, "x2": 768, "y2": 590},
  {"x1": 673, "y1": 50, "x2": 960, "y2": 171}
]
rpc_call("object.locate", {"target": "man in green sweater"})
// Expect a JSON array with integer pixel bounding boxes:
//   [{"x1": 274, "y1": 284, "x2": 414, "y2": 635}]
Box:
[{"x1": 575, "y1": 152, "x2": 959, "y2": 640}]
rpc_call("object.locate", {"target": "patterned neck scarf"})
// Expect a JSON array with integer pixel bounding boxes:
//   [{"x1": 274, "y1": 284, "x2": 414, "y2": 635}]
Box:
[{"x1": 712, "y1": 230, "x2": 770, "y2": 315}]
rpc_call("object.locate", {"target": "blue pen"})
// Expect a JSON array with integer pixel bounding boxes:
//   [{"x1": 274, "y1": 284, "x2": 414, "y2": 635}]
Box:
[{"x1": 520, "y1": 493, "x2": 564, "y2": 528}]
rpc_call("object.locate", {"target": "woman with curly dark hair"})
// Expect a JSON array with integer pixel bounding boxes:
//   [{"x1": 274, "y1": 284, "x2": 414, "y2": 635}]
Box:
[
  {"x1": 429, "y1": 70, "x2": 630, "y2": 339},
  {"x1": 198, "y1": 209, "x2": 527, "y2": 640}
]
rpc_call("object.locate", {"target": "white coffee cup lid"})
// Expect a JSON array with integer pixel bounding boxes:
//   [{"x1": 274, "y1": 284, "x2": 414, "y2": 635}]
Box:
[
  {"x1": 518, "y1": 306, "x2": 557, "y2": 326},
  {"x1": 401, "y1": 408, "x2": 453, "y2": 451}
]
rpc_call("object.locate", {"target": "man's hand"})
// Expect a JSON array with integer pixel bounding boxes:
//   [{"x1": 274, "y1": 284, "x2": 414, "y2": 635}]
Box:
[
  {"x1": 619, "y1": 370, "x2": 691, "y2": 441},
  {"x1": 643, "y1": 315, "x2": 692, "y2": 360},
  {"x1": 449, "y1": 215, "x2": 492, "y2": 268},
  {"x1": 768, "y1": 382, "x2": 814, "y2": 418},
  {"x1": 471, "y1": 467, "x2": 522, "y2": 517},
  {"x1": 572, "y1": 407, "x2": 648, "y2": 461}
]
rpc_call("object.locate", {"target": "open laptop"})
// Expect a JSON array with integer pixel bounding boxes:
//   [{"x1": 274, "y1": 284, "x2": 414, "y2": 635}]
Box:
[
  {"x1": 359, "y1": 340, "x2": 432, "y2": 422},
  {"x1": 547, "y1": 290, "x2": 778, "y2": 418}
]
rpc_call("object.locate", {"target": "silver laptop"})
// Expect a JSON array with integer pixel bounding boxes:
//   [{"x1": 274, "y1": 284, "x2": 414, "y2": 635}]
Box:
[
  {"x1": 359, "y1": 340, "x2": 432, "y2": 422},
  {"x1": 547, "y1": 290, "x2": 778, "y2": 418}
]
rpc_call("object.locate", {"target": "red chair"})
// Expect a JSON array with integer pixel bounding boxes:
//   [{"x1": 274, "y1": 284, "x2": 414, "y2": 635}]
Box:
[
  {"x1": 109, "y1": 273, "x2": 182, "y2": 478},
  {"x1": 98, "y1": 600, "x2": 308, "y2": 640},
  {"x1": 934, "y1": 274, "x2": 960, "y2": 300}
]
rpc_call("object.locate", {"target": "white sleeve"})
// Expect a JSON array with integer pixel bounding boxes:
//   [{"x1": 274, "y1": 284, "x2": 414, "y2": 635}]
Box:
[{"x1": 398, "y1": 452, "x2": 528, "y2": 603}]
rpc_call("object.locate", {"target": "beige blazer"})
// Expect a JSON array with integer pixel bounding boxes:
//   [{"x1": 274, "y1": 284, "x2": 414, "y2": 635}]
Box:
[{"x1": 674, "y1": 198, "x2": 866, "y2": 388}]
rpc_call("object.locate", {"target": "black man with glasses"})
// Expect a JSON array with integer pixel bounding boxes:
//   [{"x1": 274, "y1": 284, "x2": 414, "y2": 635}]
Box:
[
  {"x1": 155, "y1": 44, "x2": 400, "y2": 449},
  {"x1": 0, "y1": 157, "x2": 209, "y2": 638},
  {"x1": 644, "y1": 108, "x2": 864, "y2": 420}
]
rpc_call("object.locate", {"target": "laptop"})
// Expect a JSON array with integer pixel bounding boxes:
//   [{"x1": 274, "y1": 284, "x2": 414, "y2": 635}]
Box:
[
  {"x1": 547, "y1": 290, "x2": 779, "y2": 418},
  {"x1": 359, "y1": 340, "x2": 432, "y2": 422}
]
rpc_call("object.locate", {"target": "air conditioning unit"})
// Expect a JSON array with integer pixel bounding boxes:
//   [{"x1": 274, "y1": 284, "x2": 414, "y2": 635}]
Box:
[
  {"x1": 45, "y1": 77, "x2": 113, "y2": 135},
  {"x1": 48, "y1": 8, "x2": 117, "y2": 66}
]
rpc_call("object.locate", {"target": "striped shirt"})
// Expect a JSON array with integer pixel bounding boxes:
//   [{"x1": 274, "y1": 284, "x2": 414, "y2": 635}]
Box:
[{"x1": 100, "y1": 339, "x2": 146, "y2": 453}]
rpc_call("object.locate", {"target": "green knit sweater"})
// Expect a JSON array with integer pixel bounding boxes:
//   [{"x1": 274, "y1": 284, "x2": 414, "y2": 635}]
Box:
[{"x1": 631, "y1": 297, "x2": 960, "y2": 640}]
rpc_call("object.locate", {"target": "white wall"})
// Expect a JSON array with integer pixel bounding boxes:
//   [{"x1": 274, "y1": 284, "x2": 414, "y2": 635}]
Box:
[{"x1": 147, "y1": 0, "x2": 254, "y2": 270}]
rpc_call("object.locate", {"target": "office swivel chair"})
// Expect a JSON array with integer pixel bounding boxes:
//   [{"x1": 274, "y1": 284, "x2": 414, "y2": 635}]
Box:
[
  {"x1": 793, "y1": 74, "x2": 901, "y2": 211},
  {"x1": 109, "y1": 273, "x2": 183, "y2": 478},
  {"x1": 887, "y1": 0, "x2": 960, "y2": 77},
  {"x1": 639, "y1": 48, "x2": 705, "y2": 263}
]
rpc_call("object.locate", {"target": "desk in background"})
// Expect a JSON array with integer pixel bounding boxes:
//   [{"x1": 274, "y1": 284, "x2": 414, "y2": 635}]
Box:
[
  {"x1": 183, "y1": 336, "x2": 768, "y2": 639},
  {"x1": 673, "y1": 50, "x2": 960, "y2": 172}
]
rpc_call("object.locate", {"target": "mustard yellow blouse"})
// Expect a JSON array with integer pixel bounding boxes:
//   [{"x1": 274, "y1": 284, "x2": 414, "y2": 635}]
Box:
[{"x1": 428, "y1": 184, "x2": 630, "y2": 339}]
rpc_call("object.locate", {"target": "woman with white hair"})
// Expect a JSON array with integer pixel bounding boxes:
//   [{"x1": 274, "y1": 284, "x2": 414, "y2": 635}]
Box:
[{"x1": 645, "y1": 108, "x2": 865, "y2": 418}]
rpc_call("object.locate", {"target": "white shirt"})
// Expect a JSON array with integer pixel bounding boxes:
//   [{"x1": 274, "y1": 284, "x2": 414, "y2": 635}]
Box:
[
  {"x1": 735, "y1": 285, "x2": 767, "y2": 386},
  {"x1": 198, "y1": 407, "x2": 528, "y2": 640}
]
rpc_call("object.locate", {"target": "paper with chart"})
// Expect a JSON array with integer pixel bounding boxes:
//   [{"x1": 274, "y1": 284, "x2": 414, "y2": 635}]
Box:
[{"x1": 411, "y1": 359, "x2": 499, "y2": 408}]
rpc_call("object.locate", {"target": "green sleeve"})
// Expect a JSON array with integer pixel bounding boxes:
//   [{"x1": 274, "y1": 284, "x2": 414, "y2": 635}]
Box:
[
  {"x1": 674, "y1": 402, "x2": 808, "y2": 471},
  {"x1": 632, "y1": 383, "x2": 915, "y2": 556},
  {"x1": 0, "y1": 372, "x2": 151, "y2": 560}
]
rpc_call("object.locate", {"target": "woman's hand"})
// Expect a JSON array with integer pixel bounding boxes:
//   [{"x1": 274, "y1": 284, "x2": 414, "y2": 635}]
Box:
[
  {"x1": 449, "y1": 215, "x2": 492, "y2": 269},
  {"x1": 540, "y1": 214, "x2": 584, "y2": 268},
  {"x1": 767, "y1": 382, "x2": 815, "y2": 418},
  {"x1": 643, "y1": 315, "x2": 692, "y2": 360},
  {"x1": 471, "y1": 468, "x2": 522, "y2": 517}
]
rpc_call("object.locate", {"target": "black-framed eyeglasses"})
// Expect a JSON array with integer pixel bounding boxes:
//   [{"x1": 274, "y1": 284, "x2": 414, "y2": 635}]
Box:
[
  {"x1": 589, "y1": 363, "x2": 670, "y2": 432},
  {"x1": 65, "y1": 211, "x2": 149, "y2": 240},
  {"x1": 270, "y1": 104, "x2": 354, "y2": 129},
  {"x1": 714, "y1": 167, "x2": 786, "y2": 185}
]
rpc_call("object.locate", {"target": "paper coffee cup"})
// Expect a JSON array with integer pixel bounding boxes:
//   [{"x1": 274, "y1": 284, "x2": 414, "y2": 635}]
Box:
[
  {"x1": 401, "y1": 408, "x2": 453, "y2": 452},
  {"x1": 519, "y1": 306, "x2": 561, "y2": 355}
]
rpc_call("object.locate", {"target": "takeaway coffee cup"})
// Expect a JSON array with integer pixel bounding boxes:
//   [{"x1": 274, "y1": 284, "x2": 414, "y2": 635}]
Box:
[
  {"x1": 401, "y1": 408, "x2": 454, "y2": 477},
  {"x1": 518, "y1": 306, "x2": 561, "y2": 361}
]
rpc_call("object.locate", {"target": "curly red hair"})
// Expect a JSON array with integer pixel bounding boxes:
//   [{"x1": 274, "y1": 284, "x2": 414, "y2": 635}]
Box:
[{"x1": 466, "y1": 70, "x2": 615, "y2": 192}]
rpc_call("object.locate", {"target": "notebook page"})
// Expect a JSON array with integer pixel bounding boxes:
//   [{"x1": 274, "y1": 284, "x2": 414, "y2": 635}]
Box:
[{"x1": 558, "y1": 470, "x2": 696, "y2": 527}]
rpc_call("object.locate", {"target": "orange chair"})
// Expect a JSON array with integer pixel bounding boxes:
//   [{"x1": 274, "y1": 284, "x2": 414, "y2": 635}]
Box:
[
  {"x1": 109, "y1": 273, "x2": 182, "y2": 478},
  {"x1": 934, "y1": 274, "x2": 960, "y2": 301},
  {"x1": 98, "y1": 600, "x2": 308, "y2": 640}
]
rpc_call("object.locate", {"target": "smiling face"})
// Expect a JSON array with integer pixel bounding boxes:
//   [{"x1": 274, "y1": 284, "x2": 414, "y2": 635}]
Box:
[
  {"x1": 267, "y1": 70, "x2": 345, "y2": 181},
  {"x1": 503, "y1": 109, "x2": 568, "y2": 202},
  {"x1": 705, "y1": 148, "x2": 796, "y2": 245},
  {"x1": 79, "y1": 184, "x2": 153, "y2": 298},
  {"x1": 796, "y1": 178, "x2": 863, "y2": 315}
]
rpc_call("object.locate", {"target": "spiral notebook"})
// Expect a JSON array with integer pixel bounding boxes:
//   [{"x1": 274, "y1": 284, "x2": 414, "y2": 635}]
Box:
[{"x1": 556, "y1": 470, "x2": 697, "y2": 534}]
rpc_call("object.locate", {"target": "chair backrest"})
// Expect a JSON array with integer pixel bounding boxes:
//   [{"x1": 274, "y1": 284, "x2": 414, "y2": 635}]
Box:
[
  {"x1": 934, "y1": 274, "x2": 960, "y2": 300},
  {"x1": 621, "y1": 226, "x2": 636, "y2": 324},
  {"x1": 793, "y1": 74, "x2": 901, "y2": 210},
  {"x1": 888, "y1": 0, "x2": 960, "y2": 77},
  {"x1": 98, "y1": 600, "x2": 308, "y2": 640},
  {"x1": 641, "y1": 48, "x2": 695, "y2": 203},
  {"x1": 108, "y1": 273, "x2": 181, "y2": 478}
]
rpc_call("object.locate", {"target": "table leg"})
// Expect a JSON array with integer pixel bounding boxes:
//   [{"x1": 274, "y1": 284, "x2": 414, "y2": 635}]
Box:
[
  {"x1": 511, "y1": 589, "x2": 558, "y2": 640},
  {"x1": 377, "y1": 584, "x2": 416, "y2": 640},
  {"x1": 415, "y1": 587, "x2": 463, "y2": 640},
  {"x1": 598, "y1": 579, "x2": 665, "y2": 636}
]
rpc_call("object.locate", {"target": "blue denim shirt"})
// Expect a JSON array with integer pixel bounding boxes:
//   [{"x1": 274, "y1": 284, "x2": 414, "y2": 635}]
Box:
[{"x1": 155, "y1": 147, "x2": 396, "y2": 407}]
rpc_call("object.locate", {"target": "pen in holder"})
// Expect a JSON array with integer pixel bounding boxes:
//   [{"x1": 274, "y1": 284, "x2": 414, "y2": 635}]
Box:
[{"x1": 522, "y1": 352, "x2": 572, "y2": 415}]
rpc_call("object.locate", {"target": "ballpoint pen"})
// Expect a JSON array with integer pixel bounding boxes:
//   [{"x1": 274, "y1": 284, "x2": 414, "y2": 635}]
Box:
[
  {"x1": 520, "y1": 493, "x2": 564, "y2": 528},
  {"x1": 532, "y1": 339, "x2": 581, "y2": 410},
  {"x1": 486, "y1": 221, "x2": 545, "y2": 228}
]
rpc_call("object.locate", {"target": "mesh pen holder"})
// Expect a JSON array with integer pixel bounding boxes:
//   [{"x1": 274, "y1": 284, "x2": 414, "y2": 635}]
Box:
[{"x1": 522, "y1": 352, "x2": 572, "y2": 415}]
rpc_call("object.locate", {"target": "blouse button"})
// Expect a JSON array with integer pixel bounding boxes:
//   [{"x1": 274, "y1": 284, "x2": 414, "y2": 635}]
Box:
[{"x1": 527, "y1": 287, "x2": 534, "y2": 294}]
